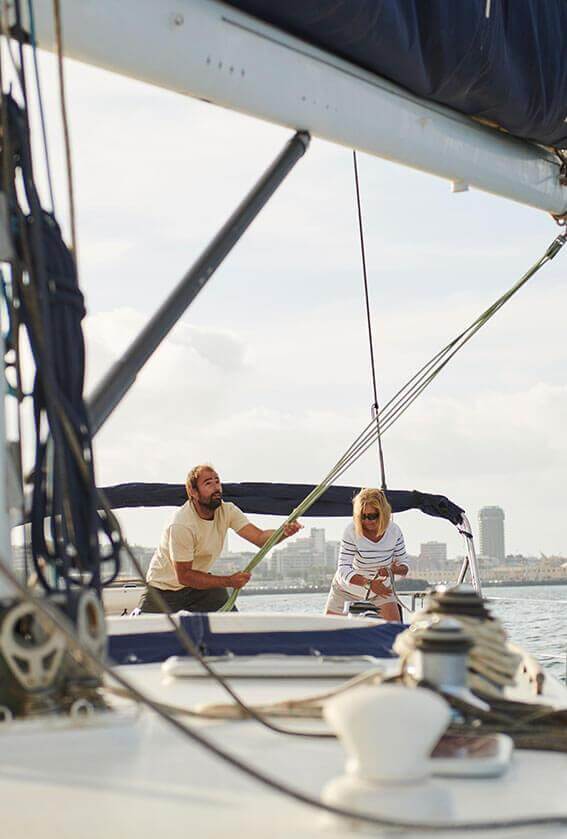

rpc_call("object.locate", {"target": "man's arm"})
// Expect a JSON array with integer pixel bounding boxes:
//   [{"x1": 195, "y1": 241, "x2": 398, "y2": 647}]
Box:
[
  {"x1": 237, "y1": 521, "x2": 302, "y2": 548},
  {"x1": 170, "y1": 524, "x2": 249, "y2": 590},
  {"x1": 174, "y1": 562, "x2": 249, "y2": 590}
]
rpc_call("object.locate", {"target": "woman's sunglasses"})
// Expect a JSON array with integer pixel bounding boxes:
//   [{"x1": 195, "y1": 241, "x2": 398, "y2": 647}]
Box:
[{"x1": 361, "y1": 513, "x2": 379, "y2": 521}]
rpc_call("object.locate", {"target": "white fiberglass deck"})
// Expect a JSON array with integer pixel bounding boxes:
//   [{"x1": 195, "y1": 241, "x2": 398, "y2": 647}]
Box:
[{"x1": 2, "y1": 617, "x2": 567, "y2": 838}]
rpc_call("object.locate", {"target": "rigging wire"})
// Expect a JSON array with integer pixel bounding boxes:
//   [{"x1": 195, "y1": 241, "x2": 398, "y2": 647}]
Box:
[
  {"x1": 0, "y1": 30, "x2": 322, "y2": 739},
  {"x1": 222, "y1": 229, "x2": 567, "y2": 610},
  {"x1": 52, "y1": 0, "x2": 77, "y2": 258},
  {"x1": 330, "y1": 230, "x2": 567, "y2": 483},
  {"x1": 352, "y1": 150, "x2": 387, "y2": 490},
  {"x1": 2, "y1": 0, "x2": 57, "y2": 214},
  {"x1": 27, "y1": 0, "x2": 56, "y2": 213},
  {"x1": 8, "y1": 1, "x2": 29, "y2": 106},
  {"x1": 1, "y1": 2, "x2": 26, "y2": 94}
]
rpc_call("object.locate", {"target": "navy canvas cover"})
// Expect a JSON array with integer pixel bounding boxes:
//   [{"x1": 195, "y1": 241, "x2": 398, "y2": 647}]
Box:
[
  {"x1": 224, "y1": 0, "x2": 567, "y2": 149},
  {"x1": 108, "y1": 613, "x2": 406, "y2": 664},
  {"x1": 100, "y1": 482, "x2": 464, "y2": 525}
]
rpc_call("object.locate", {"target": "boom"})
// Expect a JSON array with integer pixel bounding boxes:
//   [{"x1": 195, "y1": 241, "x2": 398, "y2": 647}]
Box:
[{"x1": 25, "y1": 0, "x2": 567, "y2": 215}]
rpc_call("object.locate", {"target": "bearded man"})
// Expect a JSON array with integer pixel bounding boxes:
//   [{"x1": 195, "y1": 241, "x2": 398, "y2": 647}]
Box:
[{"x1": 139, "y1": 464, "x2": 301, "y2": 613}]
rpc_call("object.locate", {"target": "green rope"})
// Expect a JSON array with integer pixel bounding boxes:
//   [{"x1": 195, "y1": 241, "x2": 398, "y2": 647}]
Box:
[{"x1": 221, "y1": 231, "x2": 566, "y2": 611}]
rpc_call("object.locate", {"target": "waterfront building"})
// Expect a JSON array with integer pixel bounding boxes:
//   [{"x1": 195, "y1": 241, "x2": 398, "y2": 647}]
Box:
[
  {"x1": 419, "y1": 541, "x2": 447, "y2": 566},
  {"x1": 478, "y1": 506, "x2": 505, "y2": 561},
  {"x1": 325, "y1": 540, "x2": 340, "y2": 573},
  {"x1": 310, "y1": 528, "x2": 325, "y2": 559},
  {"x1": 271, "y1": 528, "x2": 329, "y2": 581}
]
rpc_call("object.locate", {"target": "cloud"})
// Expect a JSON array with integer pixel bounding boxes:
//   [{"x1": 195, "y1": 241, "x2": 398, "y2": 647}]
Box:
[
  {"x1": 84, "y1": 293, "x2": 567, "y2": 558},
  {"x1": 17, "y1": 49, "x2": 567, "y2": 562},
  {"x1": 183, "y1": 326, "x2": 247, "y2": 372}
]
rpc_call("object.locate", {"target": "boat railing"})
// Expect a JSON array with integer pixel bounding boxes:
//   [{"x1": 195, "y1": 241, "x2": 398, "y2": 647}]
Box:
[{"x1": 456, "y1": 514, "x2": 482, "y2": 596}]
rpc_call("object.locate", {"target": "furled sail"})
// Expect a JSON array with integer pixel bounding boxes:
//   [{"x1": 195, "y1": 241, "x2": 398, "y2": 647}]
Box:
[{"x1": 224, "y1": 0, "x2": 567, "y2": 150}]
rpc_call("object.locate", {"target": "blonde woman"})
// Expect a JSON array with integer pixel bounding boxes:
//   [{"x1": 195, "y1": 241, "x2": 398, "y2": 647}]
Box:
[{"x1": 325, "y1": 488, "x2": 409, "y2": 620}]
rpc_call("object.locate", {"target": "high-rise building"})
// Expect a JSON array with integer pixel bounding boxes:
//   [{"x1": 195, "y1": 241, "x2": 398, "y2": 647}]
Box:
[
  {"x1": 325, "y1": 541, "x2": 340, "y2": 573},
  {"x1": 419, "y1": 541, "x2": 447, "y2": 564},
  {"x1": 271, "y1": 528, "x2": 328, "y2": 580},
  {"x1": 478, "y1": 506, "x2": 505, "y2": 561},
  {"x1": 310, "y1": 528, "x2": 326, "y2": 560}
]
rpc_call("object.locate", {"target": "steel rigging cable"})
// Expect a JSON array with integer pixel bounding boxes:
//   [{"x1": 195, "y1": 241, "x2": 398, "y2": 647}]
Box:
[
  {"x1": 222, "y1": 229, "x2": 566, "y2": 610},
  {"x1": 352, "y1": 150, "x2": 387, "y2": 490}
]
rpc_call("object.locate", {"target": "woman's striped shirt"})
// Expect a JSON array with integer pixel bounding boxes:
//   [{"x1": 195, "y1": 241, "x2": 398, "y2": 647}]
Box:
[{"x1": 335, "y1": 520, "x2": 409, "y2": 595}]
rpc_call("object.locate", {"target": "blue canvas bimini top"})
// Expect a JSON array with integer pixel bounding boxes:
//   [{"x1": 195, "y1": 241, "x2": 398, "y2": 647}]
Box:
[{"x1": 100, "y1": 483, "x2": 464, "y2": 525}]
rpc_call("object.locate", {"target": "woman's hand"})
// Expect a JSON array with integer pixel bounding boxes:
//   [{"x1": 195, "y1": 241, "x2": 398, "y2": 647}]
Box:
[
  {"x1": 369, "y1": 578, "x2": 391, "y2": 597},
  {"x1": 391, "y1": 562, "x2": 408, "y2": 576}
]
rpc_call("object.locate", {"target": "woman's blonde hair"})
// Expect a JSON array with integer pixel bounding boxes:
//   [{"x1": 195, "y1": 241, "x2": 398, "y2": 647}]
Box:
[{"x1": 353, "y1": 488, "x2": 391, "y2": 538}]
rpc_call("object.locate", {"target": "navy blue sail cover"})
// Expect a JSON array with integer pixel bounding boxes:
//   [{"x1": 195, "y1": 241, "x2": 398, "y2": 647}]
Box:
[
  {"x1": 99, "y1": 482, "x2": 464, "y2": 525},
  {"x1": 224, "y1": 0, "x2": 567, "y2": 149},
  {"x1": 108, "y1": 613, "x2": 406, "y2": 664}
]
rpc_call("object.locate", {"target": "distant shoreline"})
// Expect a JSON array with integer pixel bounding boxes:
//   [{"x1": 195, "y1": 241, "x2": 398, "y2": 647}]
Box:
[
  {"x1": 480, "y1": 578, "x2": 567, "y2": 588},
  {"x1": 103, "y1": 577, "x2": 567, "y2": 616},
  {"x1": 239, "y1": 578, "x2": 567, "y2": 596}
]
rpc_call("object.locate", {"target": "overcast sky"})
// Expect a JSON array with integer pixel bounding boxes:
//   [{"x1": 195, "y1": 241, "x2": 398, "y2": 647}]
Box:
[{"x1": 18, "y1": 50, "x2": 567, "y2": 561}]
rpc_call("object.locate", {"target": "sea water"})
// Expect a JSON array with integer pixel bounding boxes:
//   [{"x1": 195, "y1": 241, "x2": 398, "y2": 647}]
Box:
[{"x1": 241, "y1": 584, "x2": 567, "y2": 682}]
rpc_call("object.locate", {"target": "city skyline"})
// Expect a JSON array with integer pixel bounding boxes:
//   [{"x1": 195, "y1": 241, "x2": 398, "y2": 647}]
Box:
[
  {"x1": 97, "y1": 505, "x2": 565, "y2": 565},
  {"x1": 12, "y1": 509, "x2": 554, "y2": 588},
  {"x1": 108, "y1": 518, "x2": 567, "y2": 588}
]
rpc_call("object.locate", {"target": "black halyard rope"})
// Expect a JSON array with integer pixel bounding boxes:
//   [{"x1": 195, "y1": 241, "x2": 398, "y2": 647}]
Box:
[{"x1": 353, "y1": 150, "x2": 388, "y2": 490}]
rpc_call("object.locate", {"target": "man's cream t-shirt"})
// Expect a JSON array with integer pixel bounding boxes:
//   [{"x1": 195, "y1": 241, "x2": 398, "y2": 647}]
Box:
[{"x1": 146, "y1": 500, "x2": 250, "y2": 591}]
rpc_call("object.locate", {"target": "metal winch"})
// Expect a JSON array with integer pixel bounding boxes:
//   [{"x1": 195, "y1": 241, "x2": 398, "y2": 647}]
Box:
[
  {"x1": 0, "y1": 589, "x2": 107, "y2": 720},
  {"x1": 395, "y1": 583, "x2": 522, "y2": 701},
  {"x1": 405, "y1": 615, "x2": 473, "y2": 691},
  {"x1": 420, "y1": 584, "x2": 493, "y2": 621}
]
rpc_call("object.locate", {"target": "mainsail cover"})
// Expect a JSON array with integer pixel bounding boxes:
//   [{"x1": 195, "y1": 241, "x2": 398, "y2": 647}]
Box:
[
  {"x1": 100, "y1": 483, "x2": 464, "y2": 525},
  {"x1": 224, "y1": 0, "x2": 567, "y2": 150}
]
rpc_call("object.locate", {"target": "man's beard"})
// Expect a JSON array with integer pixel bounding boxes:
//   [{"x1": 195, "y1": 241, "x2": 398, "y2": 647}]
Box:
[{"x1": 200, "y1": 493, "x2": 222, "y2": 510}]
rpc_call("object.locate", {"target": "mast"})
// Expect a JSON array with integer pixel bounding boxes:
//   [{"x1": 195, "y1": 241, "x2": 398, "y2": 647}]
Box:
[{"x1": 25, "y1": 0, "x2": 567, "y2": 215}]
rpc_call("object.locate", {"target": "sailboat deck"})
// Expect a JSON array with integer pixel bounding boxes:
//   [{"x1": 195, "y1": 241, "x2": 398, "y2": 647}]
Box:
[{"x1": 2, "y1": 646, "x2": 567, "y2": 838}]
